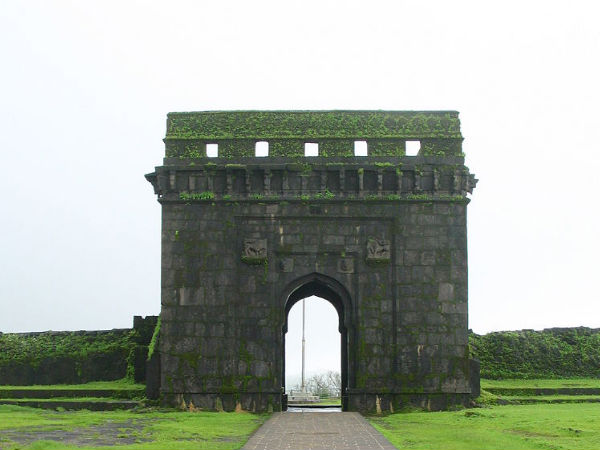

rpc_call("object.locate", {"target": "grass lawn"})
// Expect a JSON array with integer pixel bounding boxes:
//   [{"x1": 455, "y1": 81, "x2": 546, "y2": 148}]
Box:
[
  {"x1": 3, "y1": 377, "x2": 600, "y2": 450},
  {"x1": 481, "y1": 378, "x2": 600, "y2": 389},
  {"x1": 369, "y1": 403, "x2": 600, "y2": 449},
  {"x1": 499, "y1": 395, "x2": 600, "y2": 403},
  {"x1": 0, "y1": 405, "x2": 268, "y2": 450},
  {"x1": 0, "y1": 379, "x2": 145, "y2": 391},
  {"x1": 0, "y1": 397, "x2": 134, "y2": 402}
]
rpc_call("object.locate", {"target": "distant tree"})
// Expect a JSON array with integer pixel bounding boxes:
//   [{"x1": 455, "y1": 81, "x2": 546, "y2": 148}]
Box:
[
  {"x1": 325, "y1": 370, "x2": 341, "y2": 395},
  {"x1": 305, "y1": 371, "x2": 341, "y2": 397}
]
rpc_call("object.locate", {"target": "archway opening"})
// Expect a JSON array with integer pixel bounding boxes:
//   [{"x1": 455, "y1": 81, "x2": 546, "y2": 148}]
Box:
[
  {"x1": 285, "y1": 296, "x2": 341, "y2": 407},
  {"x1": 281, "y1": 274, "x2": 351, "y2": 411}
]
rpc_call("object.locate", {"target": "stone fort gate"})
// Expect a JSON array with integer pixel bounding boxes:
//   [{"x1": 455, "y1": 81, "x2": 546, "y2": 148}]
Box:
[{"x1": 146, "y1": 110, "x2": 478, "y2": 413}]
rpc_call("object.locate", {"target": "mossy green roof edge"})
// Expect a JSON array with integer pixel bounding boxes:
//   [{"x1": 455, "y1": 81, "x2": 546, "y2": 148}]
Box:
[{"x1": 166, "y1": 110, "x2": 462, "y2": 140}]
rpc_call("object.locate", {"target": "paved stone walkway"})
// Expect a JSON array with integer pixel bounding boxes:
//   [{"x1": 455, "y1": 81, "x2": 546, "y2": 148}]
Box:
[{"x1": 242, "y1": 412, "x2": 397, "y2": 450}]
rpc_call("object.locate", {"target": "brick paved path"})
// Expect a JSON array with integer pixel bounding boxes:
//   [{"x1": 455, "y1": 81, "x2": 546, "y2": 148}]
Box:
[{"x1": 242, "y1": 411, "x2": 397, "y2": 450}]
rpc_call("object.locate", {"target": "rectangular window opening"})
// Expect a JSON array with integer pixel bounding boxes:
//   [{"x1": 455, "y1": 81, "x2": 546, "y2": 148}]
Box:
[
  {"x1": 255, "y1": 141, "x2": 269, "y2": 157},
  {"x1": 304, "y1": 142, "x2": 319, "y2": 157},
  {"x1": 354, "y1": 140, "x2": 368, "y2": 156},
  {"x1": 405, "y1": 140, "x2": 421, "y2": 156},
  {"x1": 206, "y1": 143, "x2": 219, "y2": 157}
]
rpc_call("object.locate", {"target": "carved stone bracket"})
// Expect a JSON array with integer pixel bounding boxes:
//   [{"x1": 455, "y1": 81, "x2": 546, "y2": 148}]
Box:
[
  {"x1": 242, "y1": 238, "x2": 267, "y2": 264},
  {"x1": 366, "y1": 237, "x2": 391, "y2": 263}
]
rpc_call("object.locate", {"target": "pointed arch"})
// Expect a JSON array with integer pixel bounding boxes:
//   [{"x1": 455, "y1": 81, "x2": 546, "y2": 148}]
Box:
[{"x1": 281, "y1": 272, "x2": 353, "y2": 333}]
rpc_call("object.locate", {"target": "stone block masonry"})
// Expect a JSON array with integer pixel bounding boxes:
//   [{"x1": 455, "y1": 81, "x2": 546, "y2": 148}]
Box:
[{"x1": 146, "y1": 110, "x2": 478, "y2": 413}]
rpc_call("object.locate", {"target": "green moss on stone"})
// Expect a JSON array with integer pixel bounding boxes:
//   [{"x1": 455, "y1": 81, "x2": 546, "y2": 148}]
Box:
[
  {"x1": 241, "y1": 256, "x2": 267, "y2": 265},
  {"x1": 179, "y1": 191, "x2": 215, "y2": 201},
  {"x1": 146, "y1": 316, "x2": 161, "y2": 361},
  {"x1": 314, "y1": 189, "x2": 335, "y2": 200},
  {"x1": 166, "y1": 111, "x2": 463, "y2": 140}
]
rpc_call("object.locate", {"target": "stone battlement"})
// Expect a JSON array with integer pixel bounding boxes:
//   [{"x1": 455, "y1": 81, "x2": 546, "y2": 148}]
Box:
[
  {"x1": 149, "y1": 110, "x2": 477, "y2": 201},
  {"x1": 163, "y1": 110, "x2": 463, "y2": 158}
]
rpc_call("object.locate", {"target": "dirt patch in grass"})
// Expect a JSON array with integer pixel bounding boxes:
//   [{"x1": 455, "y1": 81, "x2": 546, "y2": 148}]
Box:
[
  {"x1": 507, "y1": 429, "x2": 560, "y2": 438},
  {"x1": 0, "y1": 405, "x2": 268, "y2": 450},
  {"x1": 0, "y1": 420, "x2": 151, "y2": 449}
]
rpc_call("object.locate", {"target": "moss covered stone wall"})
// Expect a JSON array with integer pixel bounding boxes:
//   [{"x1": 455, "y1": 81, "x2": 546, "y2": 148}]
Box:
[
  {"x1": 470, "y1": 328, "x2": 600, "y2": 379},
  {"x1": 0, "y1": 316, "x2": 157, "y2": 385},
  {"x1": 163, "y1": 111, "x2": 464, "y2": 158}
]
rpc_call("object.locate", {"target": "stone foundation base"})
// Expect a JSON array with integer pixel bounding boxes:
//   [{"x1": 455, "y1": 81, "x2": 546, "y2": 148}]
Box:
[
  {"x1": 161, "y1": 391, "x2": 472, "y2": 413},
  {"x1": 161, "y1": 392, "x2": 282, "y2": 412},
  {"x1": 347, "y1": 392, "x2": 473, "y2": 413}
]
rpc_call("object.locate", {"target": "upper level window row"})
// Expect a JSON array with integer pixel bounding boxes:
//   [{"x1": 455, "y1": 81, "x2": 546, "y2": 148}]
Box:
[{"x1": 205, "y1": 140, "x2": 421, "y2": 157}]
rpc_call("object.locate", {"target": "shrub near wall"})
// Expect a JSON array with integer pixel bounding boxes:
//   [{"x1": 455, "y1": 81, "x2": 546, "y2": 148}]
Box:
[
  {"x1": 0, "y1": 330, "x2": 135, "y2": 385},
  {"x1": 470, "y1": 328, "x2": 600, "y2": 379}
]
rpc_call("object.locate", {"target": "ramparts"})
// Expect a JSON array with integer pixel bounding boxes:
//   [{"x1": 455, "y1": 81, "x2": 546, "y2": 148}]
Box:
[
  {"x1": 0, "y1": 316, "x2": 157, "y2": 385},
  {"x1": 470, "y1": 327, "x2": 600, "y2": 379}
]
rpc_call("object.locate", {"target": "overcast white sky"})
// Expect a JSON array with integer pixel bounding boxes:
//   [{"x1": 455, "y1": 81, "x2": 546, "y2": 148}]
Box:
[{"x1": 1, "y1": 0, "x2": 599, "y2": 379}]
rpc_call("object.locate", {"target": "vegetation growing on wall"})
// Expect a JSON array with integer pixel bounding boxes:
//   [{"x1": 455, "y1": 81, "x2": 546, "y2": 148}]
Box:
[
  {"x1": 469, "y1": 328, "x2": 600, "y2": 379},
  {"x1": 0, "y1": 331, "x2": 133, "y2": 368},
  {"x1": 147, "y1": 317, "x2": 161, "y2": 361},
  {"x1": 179, "y1": 191, "x2": 214, "y2": 201},
  {"x1": 0, "y1": 330, "x2": 136, "y2": 385},
  {"x1": 166, "y1": 111, "x2": 463, "y2": 140}
]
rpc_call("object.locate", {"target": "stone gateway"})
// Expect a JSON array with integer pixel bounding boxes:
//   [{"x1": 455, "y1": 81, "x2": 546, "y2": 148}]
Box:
[{"x1": 145, "y1": 110, "x2": 478, "y2": 413}]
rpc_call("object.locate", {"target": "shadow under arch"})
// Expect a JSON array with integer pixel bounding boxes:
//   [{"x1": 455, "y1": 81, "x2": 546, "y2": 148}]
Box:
[{"x1": 280, "y1": 272, "x2": 354, "y2": 411}]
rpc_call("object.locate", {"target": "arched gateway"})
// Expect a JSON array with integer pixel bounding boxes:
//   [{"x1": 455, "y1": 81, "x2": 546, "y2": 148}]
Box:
[
  {"x1": 281, "y1": 273, "x2": 353, "y2": 410},
  {"x1": 146, "y1": 111, "x2": 478, "y2": 413}
]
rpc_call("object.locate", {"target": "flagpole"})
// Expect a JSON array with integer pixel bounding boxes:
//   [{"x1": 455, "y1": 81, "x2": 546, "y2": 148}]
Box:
[{"x1": 301, "y1": 298, "x2": 306, "y2": 393}]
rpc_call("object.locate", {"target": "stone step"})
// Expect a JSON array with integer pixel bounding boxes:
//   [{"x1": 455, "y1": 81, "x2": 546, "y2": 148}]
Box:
[
  {"x1": 0, "y1": 388, "x2": 144, "y2": 399},
  {"x1": 487, "y1": 387, "x2": 600, "y2": 396},
  {"x1": 287, "y1": 403, "x2": 341, "y2": 408},
  {"x1": 0, "y1": 399, "x2": 142, "y2": 410}
]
